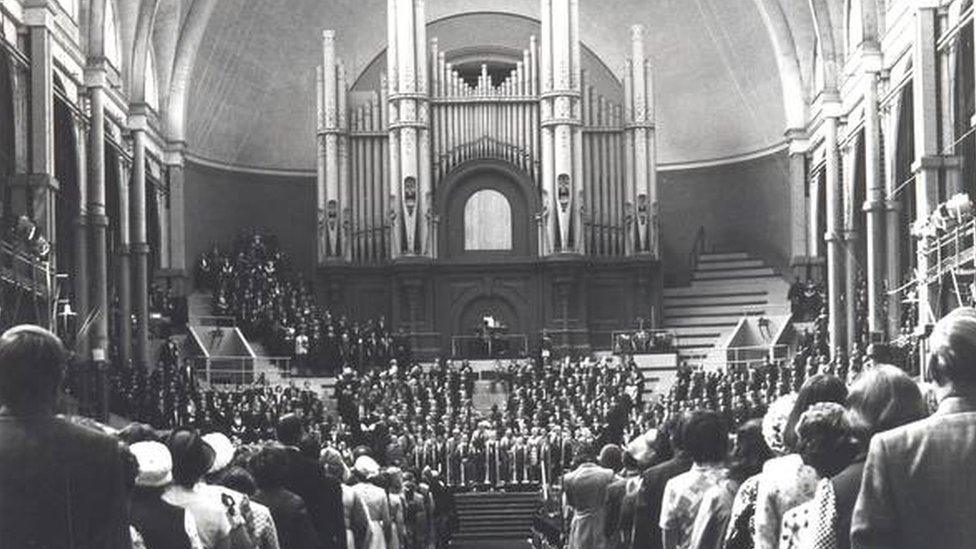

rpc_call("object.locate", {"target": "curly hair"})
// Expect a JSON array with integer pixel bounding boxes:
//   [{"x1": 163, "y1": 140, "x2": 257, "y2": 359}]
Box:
[{"x1": 795, "y1": 402, "x2": 858, "y2": 477}]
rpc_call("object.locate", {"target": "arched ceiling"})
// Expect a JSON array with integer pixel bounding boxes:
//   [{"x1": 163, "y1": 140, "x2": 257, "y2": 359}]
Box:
[{"x1": 183, "y1": 0, "x2": 809, "y2": 172}]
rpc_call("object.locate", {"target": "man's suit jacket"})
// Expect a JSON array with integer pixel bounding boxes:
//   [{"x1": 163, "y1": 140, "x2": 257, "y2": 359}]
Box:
[
  {"x1": 254, "y1": 487, "x2": 321, "y2": 549},
  {"x1": 0, "y1": 415, "x2": 131, "y2": 549},
  {"x1": 282, "y1": 447, "x2": 347, "y2": 549},
  {"x1": 852, "y1": 396, "x2": 976, "y2": 549},
  {"x1": 563, "y1": 463, "x2": 616, "y2": 549},
  {"x1": 829, "y1": 457, "x2": 865, "y2": 549},
  {"x1": 631, "y1": 455, "x2": 691, "y2": 549}
]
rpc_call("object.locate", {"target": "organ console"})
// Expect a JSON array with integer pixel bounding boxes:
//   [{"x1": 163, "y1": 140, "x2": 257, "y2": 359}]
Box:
[{"x1": 313, "y1": 0, "x2": 659, "y2": 264}]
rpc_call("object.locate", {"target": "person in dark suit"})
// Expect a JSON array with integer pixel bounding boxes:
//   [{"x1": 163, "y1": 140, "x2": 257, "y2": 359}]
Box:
[
  {"x1": 632, "y1": 414, "x2": 691, "y2": 549},
  {"x1": 251, "y1": 446, "x2": 321, "y2": 549},
  {"x1": 276, "y1": 414, "x2": 347, "y2": 549},
  {"x1": 852, "y1": 307, "x2": 976, "y2": 549},
  {"x1": 0, "y1": 325, "x2": 131, "y2": 549}
]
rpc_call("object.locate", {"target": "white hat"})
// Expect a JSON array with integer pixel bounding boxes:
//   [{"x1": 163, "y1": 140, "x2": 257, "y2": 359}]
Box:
[
  {"x1": 202, "y1": 432, "x2": 235, "y2": 474},
  {"x1": 130, "y1": 441, "x2": 173, "y2": 488},
  {"x1": 353, "y1": 455, "x2": 381, "y2": 478}
]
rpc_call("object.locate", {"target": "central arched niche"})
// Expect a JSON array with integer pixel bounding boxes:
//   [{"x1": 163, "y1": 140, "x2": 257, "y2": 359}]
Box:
[
  {"x1": 464, "y1": 189, "x2": 512, "y2": 251},
  {"x1": 439, "y1": 160, "x2": 536, "y2": 259}
]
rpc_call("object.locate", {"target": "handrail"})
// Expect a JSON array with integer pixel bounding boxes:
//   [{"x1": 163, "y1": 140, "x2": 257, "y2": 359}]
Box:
[{"x1": 688, "y1": 226, "x2": 707, "y2": 274}]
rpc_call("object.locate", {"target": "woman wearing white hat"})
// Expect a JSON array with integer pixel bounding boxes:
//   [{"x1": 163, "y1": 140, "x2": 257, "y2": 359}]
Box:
[
  {"x1": 350, "y1": 456, "x2": 392, "y2": 549},
  {"x1": 129, "y1": 441, "x2": 205, "y2": 549}
]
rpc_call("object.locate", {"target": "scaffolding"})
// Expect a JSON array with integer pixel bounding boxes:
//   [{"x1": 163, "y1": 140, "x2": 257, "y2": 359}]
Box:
[
  {"x1": 896, "y1": 216, "x2": 976, "y2": 320},
  {"x1": 0, "y1": 239, "x2": 54, "y2": 331}
]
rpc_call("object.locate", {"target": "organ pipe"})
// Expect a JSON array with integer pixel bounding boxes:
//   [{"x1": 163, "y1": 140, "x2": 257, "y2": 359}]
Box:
[{"x1": 315, "y1": 2, "x2": 648, "y2": 265}]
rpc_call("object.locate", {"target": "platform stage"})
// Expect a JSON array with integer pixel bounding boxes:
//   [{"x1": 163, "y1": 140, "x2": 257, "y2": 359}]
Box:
[{"x1": 317, "y1": 255, "x2": 661, "y2": 360}]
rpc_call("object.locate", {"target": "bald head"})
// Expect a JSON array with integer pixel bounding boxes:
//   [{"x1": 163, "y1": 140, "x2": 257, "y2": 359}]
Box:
[
  {"x1": 0, "y1": 325, "x2": 67, "y2": 414},
  {"x1": 929, "y1": 307, "x2": 976, "y2": 389}
]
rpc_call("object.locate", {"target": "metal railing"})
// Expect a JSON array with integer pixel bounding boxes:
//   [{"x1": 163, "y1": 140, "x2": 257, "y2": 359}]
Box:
[
  {"x1": 611, "y1": 329, "x2": 677, "y2": 354},
  {"x1": 451, "y1": 334, "x2": 529, "y2": 359},
  {"x1": 188, "y1": 355, "x2": 294, "y2": 386},
  {"x1": 192, "y1": 315, "x2": 238, "y2": 327},
  {"x1": 697, "y1": 344, "x2": 789, "y2": 371}
]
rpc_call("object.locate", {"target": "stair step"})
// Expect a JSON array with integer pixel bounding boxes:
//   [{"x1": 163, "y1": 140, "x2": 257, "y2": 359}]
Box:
[
  {"x1": 693, "y1": 267, "x2": 777, "y2": 280},
  {"x1": 665, "y1": 305, "x2": 764, "y2": 318},
  {"x1": 663, "y1": 316, "x2": 740, "y2": 328},
  {"x1": 696, "y1": 259, "x2": 765, "y2": 271},
  {"x1": 698, "y1": 252, "x2": 750, "y2": 262},
  {"x1": 663, "y1": 284, "x2": 771, "y2": 297},
  {"x1": 672, "y1": 324, "x2": 730, "y2": 336},
  {"x1": 663, "y1": 293, "x2": 769, "y2": 307},
  {"x1": 664, "y1": 299, "x2": 767, "y2": 312}
]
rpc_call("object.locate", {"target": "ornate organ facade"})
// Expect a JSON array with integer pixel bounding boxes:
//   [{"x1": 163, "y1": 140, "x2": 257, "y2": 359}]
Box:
[{"x1": 313, "y1": 0, "x2": 661, "y2": 355}]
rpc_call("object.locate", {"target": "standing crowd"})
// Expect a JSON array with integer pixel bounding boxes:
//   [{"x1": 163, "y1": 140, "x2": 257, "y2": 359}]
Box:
[{"x1": 557, "y1": 307, "x2": 976, "y2": 549}]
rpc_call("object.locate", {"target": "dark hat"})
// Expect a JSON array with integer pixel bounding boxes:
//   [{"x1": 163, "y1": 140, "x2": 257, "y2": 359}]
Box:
[{"x1": 168, "y1": 429, "x2": 215, "y2": 486}]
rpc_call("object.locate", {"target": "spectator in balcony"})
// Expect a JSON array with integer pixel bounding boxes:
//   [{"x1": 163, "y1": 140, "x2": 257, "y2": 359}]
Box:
[{"x1": 0, "y1": 325, "x2": 131, "y2": 549}]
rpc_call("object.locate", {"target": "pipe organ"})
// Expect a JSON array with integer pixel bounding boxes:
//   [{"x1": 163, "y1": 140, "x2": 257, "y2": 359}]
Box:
[{"x1": 314, "y1": 0, "x2": 658, "y2": 265}]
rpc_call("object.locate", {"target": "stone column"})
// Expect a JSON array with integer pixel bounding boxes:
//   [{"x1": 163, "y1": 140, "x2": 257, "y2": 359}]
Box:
[
  {"x1": 12, "y1": 5, "x2": 58, "y2": 287},
  {"x1": 883, "y1": 97, "x2": 902, "y2": 339},
  {"x1": 862, "y1": 62, "x2": 885, "y2": 340},
  {"x1": 71, "y1": 112, "x2": 90, "y2": 356},
  {"x1": 86, "y1": 73, "x2": 110, "y2": 367},
  {"x1": 912, "y1": 1, "x2": 941, "y2": 330},
  {"x1": 823, "y1": 98, "x2": 845, "y2": 353},
  {"x1": 131, "y1": 128, "x2": 150, "y2": 368},
  {"x1": 116, "y1": 153, "x2": 132, "y2": 369},
  {"x1": 164, "y1": 144, "x2": 187, "y2": 278},
  {"x1": 786, "y1": 130, "x2": 809, "y2": 271},
  {"x1": 939, "y1": 20, "x2": 963, "y2": 196},
  {"x1": 842, "y1": 139, "x2": 858, "y2": 351}
]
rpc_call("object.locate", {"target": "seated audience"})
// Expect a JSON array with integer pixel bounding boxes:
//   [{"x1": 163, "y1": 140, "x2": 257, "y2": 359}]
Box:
[
  {"x1": 852, "y1": 307, "x2": 976, "y2": 549},
  {"x1": 0, "y1": 325, "x2": 131, "y2": 549}
]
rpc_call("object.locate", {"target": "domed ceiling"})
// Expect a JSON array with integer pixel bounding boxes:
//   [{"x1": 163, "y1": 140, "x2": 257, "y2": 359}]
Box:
[{"x1": 185, "y1": 0, "x2": 788, "y2": 172}]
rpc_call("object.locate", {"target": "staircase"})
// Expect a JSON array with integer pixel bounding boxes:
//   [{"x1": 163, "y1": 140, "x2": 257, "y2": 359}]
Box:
[
  {"x1": 453, "y1": 491, "x2": 541, "y2": 544},
  {"x1": 663, "y1": 251, "x2": 789, "y2": 365}
]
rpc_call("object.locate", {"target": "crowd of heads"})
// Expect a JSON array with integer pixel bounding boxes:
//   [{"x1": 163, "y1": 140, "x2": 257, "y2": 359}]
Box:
[
  {"x1": 333, "y1": 356, "x2": 648, "y2": 488},
  {"x1": 196, "y1": 230, "x2": 411, "y2": 374}
]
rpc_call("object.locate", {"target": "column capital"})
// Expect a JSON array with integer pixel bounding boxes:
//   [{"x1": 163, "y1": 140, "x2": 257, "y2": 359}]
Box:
[
  {"x1": 912, "y1": 155, "x2": 950, "y2": 172},
  {"x1": 22, "y1": 0, "x2": 56, "y2": 27},
  {"x1": 862, "y1": 199, "x2": 887, "y2": 213},
  {"x1": 127, "y1": 106, "x2": 152, "y2": 132},
  {"x1": 84, "y1": 64, "x2": 110, "y2": 88},
  {"x1": 785, "y1": 128, "x2": 809, "y2": 154},
  {"x1": 163, "y1": 141, "x2": 187, "y2": 166},
  {"x1": 862, "y1": 49, "x2": 884, "y2": 74},
  {"x1": 821, "y1": 94, "x2": 843, "y2": 118}
]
